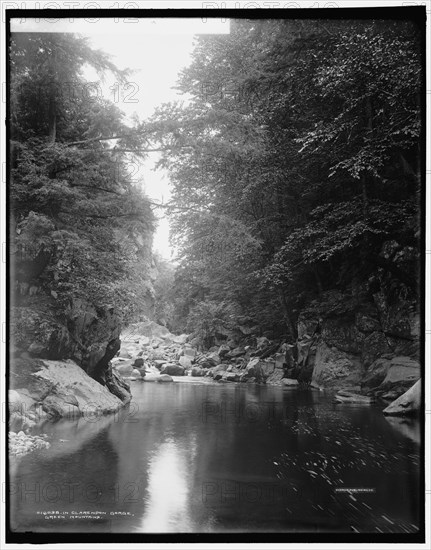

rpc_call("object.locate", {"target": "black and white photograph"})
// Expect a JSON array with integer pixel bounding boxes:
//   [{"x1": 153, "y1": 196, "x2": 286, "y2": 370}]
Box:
[{"x1": 1, "y1": 3, "x2": 428, "y2": 547}]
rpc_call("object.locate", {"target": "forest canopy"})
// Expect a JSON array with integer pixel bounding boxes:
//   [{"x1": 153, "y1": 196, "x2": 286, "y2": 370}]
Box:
[
  {"x1": 149, "y1": 18, "x2": 422, "y2": 343},
  {"x1": 9, "y1": 19, "x2": 423, "y2": 349}
]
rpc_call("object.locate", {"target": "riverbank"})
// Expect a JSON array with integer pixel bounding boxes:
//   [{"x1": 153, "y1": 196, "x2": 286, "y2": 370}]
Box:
[
  {"x1": 113, "y1": 321, "x2": 421, "y2": 416},
  {"x1": 8, "y1": 357, "x2": 132, "y2": 457},
  {"x1": 8, "y1": 319, "x2": 421, "y2": 459}
]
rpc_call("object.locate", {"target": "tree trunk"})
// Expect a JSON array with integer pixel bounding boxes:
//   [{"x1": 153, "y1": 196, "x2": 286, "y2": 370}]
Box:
[
  {"x1": 48, "y1": 95, "x2": 57, "y2": 144},
  {"x1": 48, "y1": 50, "x2": 57, "y2": 144}
]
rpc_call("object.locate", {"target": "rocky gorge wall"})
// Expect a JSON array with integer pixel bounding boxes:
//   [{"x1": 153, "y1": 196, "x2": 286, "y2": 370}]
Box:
[
  {"x1": 10, "y1": 221, "x2": 157, "y2": 398},
  {"x1": 295, "y1": 288, "x2": 420, "y2": 401}
]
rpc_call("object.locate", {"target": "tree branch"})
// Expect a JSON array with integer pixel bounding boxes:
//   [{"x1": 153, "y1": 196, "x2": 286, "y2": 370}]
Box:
[{"x1": 69, "y1": 183, "x2": 123, "y2": 196}]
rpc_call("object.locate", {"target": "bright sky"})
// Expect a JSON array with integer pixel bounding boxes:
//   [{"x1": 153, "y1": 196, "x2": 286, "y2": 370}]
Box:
[
  {"x1": 11, "y1": 17, "x2": 230, "y2": 259},
  {"x1": 83, "y1": 29, "x2": 197, "y2": 261}
]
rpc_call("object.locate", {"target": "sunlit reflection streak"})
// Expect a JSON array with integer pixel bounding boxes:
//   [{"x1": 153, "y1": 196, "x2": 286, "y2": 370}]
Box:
[{"x1": 139, "y1": 437, "x2": 195, "y2": 532}]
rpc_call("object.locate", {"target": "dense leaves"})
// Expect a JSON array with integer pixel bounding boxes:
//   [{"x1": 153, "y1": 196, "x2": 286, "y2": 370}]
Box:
[
  {"x1": 11, "y1": 33, "x2": 155, "y2": 324},
  {"x1": 151, "y1": 18, "x2": 422, "y2": 341}
]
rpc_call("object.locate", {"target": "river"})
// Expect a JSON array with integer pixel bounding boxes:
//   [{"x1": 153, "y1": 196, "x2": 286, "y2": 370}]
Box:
[{"x1": 9, "y1": 379, "x2": 421, "y2": 534}]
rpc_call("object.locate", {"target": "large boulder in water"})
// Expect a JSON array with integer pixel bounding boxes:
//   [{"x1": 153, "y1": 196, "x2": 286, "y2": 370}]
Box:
[
  {"x1": 222, "y1": 372, "x2": 240, "y2": 382},
  {"x1": 383, "y1": 379, "x2": 421, "y2": 417},
  {"x1": 158, "y1": 374, "x2": 174, "y2": 383},
  {"x1": 161, "y1": 364, "x2": 185, "y2": 376},
  {"x1": 10, "y1": 359, "x2": 126, "y2": 421}
]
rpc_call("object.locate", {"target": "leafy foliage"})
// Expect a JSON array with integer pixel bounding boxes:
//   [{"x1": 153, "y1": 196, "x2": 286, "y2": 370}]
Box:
[
  {"x1": 150, "y1": 18, "x2": 422, "y2": 343},
  {"x1": 10, "y1": 33, "x2": 155, "y2": 326}
]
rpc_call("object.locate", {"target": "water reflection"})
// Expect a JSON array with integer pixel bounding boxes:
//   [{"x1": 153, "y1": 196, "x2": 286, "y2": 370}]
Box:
[
  {"x1": 9, "y1": 382, "x2": 421, "y2": 534},
  {"x1": 384, "y1": 417, "x2": 421, "y2": 445},
  {"x1": 140, "y1": 437, "x2": 194, "y2": 532}
]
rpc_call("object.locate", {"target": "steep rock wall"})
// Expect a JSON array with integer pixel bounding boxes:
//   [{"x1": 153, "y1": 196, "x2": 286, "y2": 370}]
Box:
[{"x1": 296, "y1": 288, "x2": 420, "y2": 397}]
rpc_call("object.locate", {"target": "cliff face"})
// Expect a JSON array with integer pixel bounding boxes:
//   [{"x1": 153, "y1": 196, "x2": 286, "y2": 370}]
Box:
[
  {"x1": 296, "y1": 286, "x2": 420, "y2": 399},
  {"x1": 10, "y1": 225, "x2": 156, "y2": 408}
]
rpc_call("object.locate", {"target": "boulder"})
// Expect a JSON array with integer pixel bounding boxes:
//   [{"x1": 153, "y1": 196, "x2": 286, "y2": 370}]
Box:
[
  {"x1": 114, "y1": 362, "x2": 134, "y2": 376},
  {"x1": 42, "y1": 393, "x2": 81, "y2": 418},
  {"x1": 131, "y1": 369, "x2": 141, "y2": 377},
  {"x1": 362, "y1": 358, "x2": 391, "y2": 389},
  {"x1": 154, "y1": 360, "x2": 167, "y2": 369},
  {"x1": 206, "y1": 352, "x2": 221, "y2": 366},
  {"x1": 380, "y1": 356, "x2": 420, "y2": 385},
  {"x1": 133, "y1": 357, "x2": 144, "y2": 368},
  {"x1": 227, "y1": 347, "x2": 246, "y2": 358},
  {"x1": 183, "y1": 347, "x2": 197, "y2": 358},
  {"x1": 260, "y1": 361, "x2": 275, "y2": 378},
  {"x1": 274, "y1": 353, "x2": 285, "y2": 369},
  {"x1": 161, "y1": 364, "x2": 185, "y2": 376},
  {"x1": 222, "y1": 372, "x2": 240, "y2": 382},
  {"x1": 28, "y1": 341, "x2": 46, "y2": 357},
  {"x1": 245, "y1": 357, "x2": 260, "y2": 377},
  {"x1": 256, "y1": 336, "x2": 270, "y2": 348},
  {"x1": 144, "y1": 373, "x2": 162, "y2": 382},
  {"x1": 334, "y1": 391, "x2": 373, "y2": 404},
  {"x1": 266, "y1": 369, "x2": 284, "y2": 385},
  {"x1": 12, "y1": 359, "x2": 125, "y2": 419},
  {"x1": 282, "y1": 378, "x2": 299, "y2": 387},
  {"x1": 173, "y1": 334, "x2": 188, "y2": 344},
  {"x1": 179, "y1": 356, "x2": 193, "y2": 369},
  {"x1": 383, "y1": 379, "x2": 421, "y2": 417},
  {"x1": 218, "y1": 344, "x2": 231, "y2": 358},
  {"x1": 148, "y1": 350, "x2": 167, "y2": 361},
  {"x1": 191, "y1": 367, "x2": 205, "y2": 377},
  {"x1": 238, "y1": 324, "x2": 259, "y2": 336},
  {"x1": 157, "y1": 374, "x2": 174, "y2": 383}
]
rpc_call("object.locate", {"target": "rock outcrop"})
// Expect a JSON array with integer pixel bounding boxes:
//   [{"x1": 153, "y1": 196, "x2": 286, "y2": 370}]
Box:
[
  {"x1": 383, "y1": 379, "x2": 421, "y2": 416},
  {"x1": 10, "y1": 298, "x2": 130, "y2": 403},
  {"x1": 296, "y1": 286, "x2": 419, "y2": 395},
  {"x1": 9, "y1": 358, "x2": 128, "y2": 432}
]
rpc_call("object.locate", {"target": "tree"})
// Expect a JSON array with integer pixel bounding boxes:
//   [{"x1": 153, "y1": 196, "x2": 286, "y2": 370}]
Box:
[
  {"x1": 10, "y1": 32, "x2": 156, "y2": 327},
  {"x1": 150, "y1": 17, "x2": 422, "y2": 344}
]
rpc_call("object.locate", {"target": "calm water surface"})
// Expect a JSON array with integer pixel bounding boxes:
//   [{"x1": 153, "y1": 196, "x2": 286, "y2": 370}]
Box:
[{"x1": 10, "y1": 380, "x2": 421, "y2": 533}]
